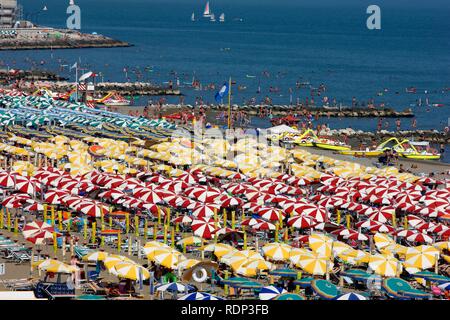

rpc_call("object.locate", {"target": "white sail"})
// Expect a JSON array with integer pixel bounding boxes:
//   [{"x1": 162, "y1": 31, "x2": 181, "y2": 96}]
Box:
[
  {"x1": 210, "y1": 13, "x2": 216, "y2": 22},
  {"x1": 219, "y1": 13, "x2": 225, "y2": 22},
  {"x1": 191, "y1": 12, "x2": 195, "y2": 21},
  {"x1": 203, "y1": 2, "x2": 211, "y2": 17}
]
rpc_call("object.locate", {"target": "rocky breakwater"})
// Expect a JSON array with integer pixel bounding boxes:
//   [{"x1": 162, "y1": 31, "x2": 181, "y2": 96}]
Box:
[
  {"x1": 0, "y1": 69, "x2": 67, "y2": 83},
  {"x1": 0, "y1": 28, "x2": 130, "y2": 50},
  {"x1": 207, "y1": 104, "x2": 414, "y2": 118}
]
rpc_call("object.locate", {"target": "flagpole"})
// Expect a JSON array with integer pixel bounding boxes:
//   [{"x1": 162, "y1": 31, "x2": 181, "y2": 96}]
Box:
[
  {"x1": 75, "y1": 64, "x2": 79, "y2": 103},
  {"x1": 227, "y1": 77, "x2": 232, "y2": 129}
]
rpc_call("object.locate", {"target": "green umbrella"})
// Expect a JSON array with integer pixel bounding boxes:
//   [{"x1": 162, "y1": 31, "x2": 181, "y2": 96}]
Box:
[
  {"x1": 311, "y1": 279, "x2": 340, "y2": 300},
  {"x1": 273, "y1": 293, "x2": 305, "y2": 300}
]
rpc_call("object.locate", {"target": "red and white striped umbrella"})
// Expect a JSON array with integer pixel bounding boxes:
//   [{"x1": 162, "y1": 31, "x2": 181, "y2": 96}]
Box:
[
  {"x1": 428, "y1": 224, "x2": 449, "y2": 234},
  {"x1": 287, "y1": 215, "x2": 315, "y2": 229},
  {"x1": 368, "y1": 222, "x2": 395, "y2": 234},
  {"x1": 251, "y1": 221, "x2": 276, "y2": 231},
  {"x1": 102, "y1": 177, "x2": 126, "y2": 189},
  {"x1": 62, "y1": 195, "x2": 85, "y2": 209},
  {"x1": 0, "y1": 171, "x2": 18, "y2": 188},
  {"x1": 24, "y1": 200, "x2": 44, "y2": 212},
  {"x1": 396, "y1": 229, "x2": 416, "y2": 238},
  {"x1": 44, "y1": 189, "x2": 71, "y2": 205},
  {"x1": 120, "y1": 197, "x2": 144, "y2": 209},
  {"x1": 187, "y1": 189, "x2": 222, "y2": 203},
  {"x1": 165, "y1": 195, "x2": 197, "y2": 209},
  {"x1": 294, "y1": 205, "x2": 328, "y2": 222},
  {"x1": 244, "y1": 190, "x2": 275, "y2": 203},
  {"x1": 78, "y1": 201, "x2": 109, "y2": 217},
  {"x1": 192, "y1": 203, "x2": 221, "y2": 218},
  {"x1": 241, "y1": 217, "x2": 265, "y2": 227},
  {"x1": 407, "y1": 215, "x2": 425, "y2": 228},
  {"x1": 158, "y1": 180, "x2": 189, "y2": 194},
  {"x1": 146, "y1": 174, "x2": 170, "y2": 184},
  {"x1": 415, "y1": 222, "x2": 437, "y2": 232},
  {"x1": 14, "y1": 176, "x2": 41, "y2": 195},
  {"x1": 287, "y1": 176, "x2": 312, "y2": 186},
  {"x1": 2, "y1": 194, "x2": 31, "y2": 208},
  {"x1": 98, "y1": 189, "x2": 126, "y2": 200},
  {"x1": 141, "y1": 202, "x2": 160, "y2": 216},
  {"x1": 257, "y1": 207, "x2": 284, "y2": 221},
  {"x1": 406, "y1": 232, "x2": 433, "y2": 244},
  {"x1": 217, "y1": 196, "x2": 244, "y2": 208},
  {"x1": 172, "y1": 215, "x2": 194, "y2": 224},
  {"x1": 344, "y1": 232, "x2": 369, "y2": 241},
  {"x1": 135, "y1": 189, "x2": 163, "y2": 204},
  {"x1": 174, "y1": 172, "x2": 198, "y2": 185},
  {"x1": 316, "y1": 196, "x2": 346, "y2": 209},
  {"x1": 22, "y1": 221, "x2": 57, "y2": 245},
  {"x1": 320, "y1": 175, "x2": 345, "y2": 186},
  {"x1": 225, "y1": 183, "x2": 250, "y2": 195},
  {"x1": 368, "y1": 208, "x2": 394, "y2": 224},
  {"x1": 191, "y1": 218, "x2": 219, "y2": 239}
]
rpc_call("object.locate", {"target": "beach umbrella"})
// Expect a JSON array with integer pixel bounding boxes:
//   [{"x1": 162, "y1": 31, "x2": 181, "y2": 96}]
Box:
[
  {"x1": 192, "y1": 203, "x2": 221, "y2": 218},
  {"x1": 171, "y1": 215, "x2": 193, "y2": 225},
  {"x1": 178, "y1": 292, "x2": 224, "y2": 300},
  {"x1": 257, "y1": 207, "x2": 284, "y2": 221},
  {"x1": 82, "y1": 251, "x2": 109, "y2": 262},
  {"x1": 112, "y1": 262, "x2": 150, "y2": 280},
  {"x1": 273, "y1": 293, "x2": 305, "y2": 300},
  {"x1": 203, "y1": 243, "x2": 236, "y2": 258},
  {"x1": 24, "y1": 200, "x2": 44, "y2": 212},
  {"x1": 0, "y1": 171, "x2": 17, "y2": 188},
  {"x1": 334, "y1": 293, "x2": 367, "y2": 300},
  {"x1": 308, "y1": 233, "x2": 333, "y2": 258},
  {"x1": 22, "y1": 220, "x2": 57, "y2": 244},
  {"x1": 2, "y1": 194, "x2": 30, "y2": 208},
  {"x1": 368, "y1": 254, "x2": 401, "y2": 277},
  {"x1": 295, "y1": 252, "x2": 331, "y2": 275},
  {"x1": 404, "y1": 246, "x2": 439, "y2": 270},
  {"x1": 152, "y1": 249, "x2": 183, "y2": 269},
  {"x1": 14, "y1": 176, "x2": 41, "y2": 194},
  {"x1": 438, "y1": 282, "x2": 450, "y2": 291},
  {"x1": 103, "y1": 255, "x2": 135, "y2": 270},
  {"x1": 135, "y1": 189, "x2": 163, "y2": 204},
  {"x1": 33, "y1": 259, "x2": 78, "y2": 274},
  {"x1": 175, "y1": 259, "x2": 200, "y2": 270},
  {"x1": 44, "y1": 189, "x2": 70, "y2": 205},
  {"x1": 296, "y1": 205, "x2": 328, "y2": 222},
  {"x1": 176, "y1": 236, "x2": 203, "y2": 246},
  {"x1": 78, "y1": 201, "x2": 109, "y2": 217},
  {"x1": 311, "y1": 279, "x2": 340, "y2": 300},
  {"x1": 406, "y1": 233, "x2": 434, "y2": 244},
  {"x1": 287, "y1": 215, "x2": 315, "y2": 229},
  {"x1": 98, "y1": 189, "x2": 126, "y2": 200},
  {"x1": 259, "y1": 286, "x2": 287, "y2": 300},
  {"x1": 261, "y1": 242, "x2": 291, "y2": 261},
  {"x1": 373, "y1": 232, "x2": 394, "y2": 250},
  {"x1": 191, "y1": 218, "x2": 219, "y2": 239},
  {"x1": 156, "y1": 282, "x2": 196, "y2": 293}
]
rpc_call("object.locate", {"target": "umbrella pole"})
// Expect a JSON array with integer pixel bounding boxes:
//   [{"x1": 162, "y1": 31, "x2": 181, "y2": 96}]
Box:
[{"x1": 435, "y1": 254, "x2": 439, "y2": 274}]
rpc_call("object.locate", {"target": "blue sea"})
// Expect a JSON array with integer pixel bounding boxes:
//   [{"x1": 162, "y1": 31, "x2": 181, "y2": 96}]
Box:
[{"x1": 2, "y1": 0, "x2": 450, "y2": 161}]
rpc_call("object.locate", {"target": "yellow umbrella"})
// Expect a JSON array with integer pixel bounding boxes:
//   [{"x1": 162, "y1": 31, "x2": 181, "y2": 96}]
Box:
[
  {"x1": 295, "y1": 253, "x2": 331, "y2": 275},
  {"x1": 262, "y1": 242, "x2": 292, "y2": 261},
  {"x1": 201, "y1": 243, "x2": 236, "y2": 258},
  {"x1": 332, "y1": 241, "x2": 353, "y2": 256},
  {"x1": 82, "y1": 251, "x2": 109, "y2": 262},
  {"x1": 240, "y1": 259, "x2": 273, "y2": 271},
  {"x1": 33, "y1": 259, "x2": 77, "y2": 274},
  {"x1": 374, "y1": 232, "x2": 394, "y2": 250},
  {"x1": 176, "y1": 259, "x2": 201, "y2": 270},
  {"x1": 103, "y1": 255, "x2": 135, "y2": 270},
  {"x1": 151, "y1": 249, "x2": 184, "y2": 269},
  {"x1": 289, "y1": 248, "x2": 314, "y2": 265},
  {"x1": 308, "y1": 233, "x2": 333, "y2": 258},
  {"x1": 433, "y1": 242, "x2": 450, "y2": 252},
  {"x1": 112, "y1": 262, "x2": 150, "y2": 280},
  {"x1": 404, "y1": 245, "x2": 440, "y2": 270},
  {"x1": 368, "y1": 254, "x2": 401, "y2": 277},
  {"x1": 234, "y1": 265, "x2": 258, "y2": 277},
  {"x1": 176, "y1": 236, "x2": 203, "y2": 246}
]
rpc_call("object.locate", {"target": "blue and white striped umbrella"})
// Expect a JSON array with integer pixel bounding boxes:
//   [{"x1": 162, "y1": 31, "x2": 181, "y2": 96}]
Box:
[
  {"x1": 178, "y1": 292, "x2": 225, "y2": 300},
  {"x1": 156, "y1": 282, "x2": 196, "y2": 293},
  {"x1": 258, "y1": 286, "x2": 287, "y2": 300},
  {"x1": 334, "y1": 293, "x2": 367, "y2": 300},
  {"x1": 438, "y1": 282, "x2": 450, "y2": 291}
]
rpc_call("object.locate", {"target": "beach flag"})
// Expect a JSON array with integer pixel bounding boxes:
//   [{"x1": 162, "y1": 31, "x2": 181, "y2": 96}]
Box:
[{"x1": 215, "y1": 82, "x2": 229, "y2": 103}]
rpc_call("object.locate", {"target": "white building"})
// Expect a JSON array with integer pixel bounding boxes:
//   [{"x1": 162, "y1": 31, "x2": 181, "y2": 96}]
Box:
[{"x1": 0, "y1": 0, "x2": 17, "y2": 28}]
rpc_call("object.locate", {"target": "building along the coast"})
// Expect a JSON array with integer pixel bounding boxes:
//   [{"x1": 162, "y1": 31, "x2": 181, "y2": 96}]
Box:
[{"x1": 0, "y1": 0, "x2": 17, "y2": 28}]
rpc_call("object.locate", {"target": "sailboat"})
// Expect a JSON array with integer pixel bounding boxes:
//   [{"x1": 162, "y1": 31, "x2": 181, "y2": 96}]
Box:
[
  {"x1": 191, "y1": 12, "x2": 195, "y2": 22},
  {"x1": 210, "y1": 13, "x2": 216, "y2": 22},
  {"x1": 203, "y1": 2, "x2": 212, "y2": 18},
  {"x1": 219, "y1": 13, "x2": 225, "y2": 22}
]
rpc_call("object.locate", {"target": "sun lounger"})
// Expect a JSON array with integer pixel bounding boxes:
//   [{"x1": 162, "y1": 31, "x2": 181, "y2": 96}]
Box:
[{"x1": 382, "y1": 278, "x2": 432, "y2": 300}]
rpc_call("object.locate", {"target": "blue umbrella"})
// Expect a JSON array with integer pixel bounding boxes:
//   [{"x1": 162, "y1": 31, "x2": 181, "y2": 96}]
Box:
[
  {"x1": 156, "y1": 282, "x2": 196, "y2": 293},
  {"x1": 259, "y1": 286, "x2": 287, "y2": 300},
  {"x1": 178, "y1": 292, "x2": 225, "y2": 300},
  {"x1": 438, "y1": 282, "x2": 450, "y2": 291},
  {"x1": 334, "y1": 293, "x2": 367, "y2": 300}
]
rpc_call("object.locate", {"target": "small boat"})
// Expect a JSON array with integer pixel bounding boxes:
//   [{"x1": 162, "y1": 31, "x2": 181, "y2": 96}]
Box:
[
  {"x1": 432, "y1": 103, "x2": 444, "y2": 107},
  {"x1": 406, "y1": 87, "x2": 417, "y2": 93},
  {"x1": 219, "y1": 13, "x2": 225, "y2": 22},
  {"x1": 210, "y1": 13, "x2": 216, "y2": 22},
  {"x1": 313, "y1": 140, "x2": 351, "y2": 151},
  {"x1": 191, "y1": 12, "x2": 196, "y2": 22},
  {"x1": 203, "y1": 1, "x2": 212, "y2": 17},
  {"x1": 246, "y1": 75, "x2": 256, "y2": 78}
]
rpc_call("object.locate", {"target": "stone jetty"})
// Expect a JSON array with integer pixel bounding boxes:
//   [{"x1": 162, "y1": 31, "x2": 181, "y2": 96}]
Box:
[{"x1": 0, "y1": 28, "x2": 130, "y2": 51}]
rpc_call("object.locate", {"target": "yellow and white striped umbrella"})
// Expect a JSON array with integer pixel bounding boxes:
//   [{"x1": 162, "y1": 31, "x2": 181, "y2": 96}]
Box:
[
  {"x1": 176, "y1": 259, "x2": 201, "y2": 270},
  {"x1": 433, "y1": 242, "x2": 450, "y2": 252},
  {"x1": 404, "y1": 245, "x2": 440, "y2": 270},
  {"x1": 176, "y1": 236, "x2": 203, "y2": 246},
  {"x1": 200, "y1": 243, "x2": 236, "y2": 258},
  {"x1": 262, "y1": 242, "x2": 292, "y2": 261},
  {"x1": 234, "y1": 265, "x2": 258, "y2": 277},
  {"x1": 374, "y1": 232, "x2": 394, "y2": 250},
  {"x1": 82, "y1": 251, "x2": 109, "y2": 262},
  {"x1": 295, "y1": 253, "x2": 331, "y2": 276},
  {"x1": 151, "y1": 249, "x2": 184, "y2": 269},
  {"x1": 289, "y1": 248, "x2": 314, "y2": 265},
  {"x1": 309, "y1": 233, "x2": 334, "y2": 258},
  {"x1": 368, "y1": 254, "x2": 401, "y2": 277},
  {"x1": 332, "y1": 241, "x2": 353, "y2": 256},
  {"x1": 33, "y1": 259, "x2": 78, "y2": 274},
  {"x1": 112, "y1": 262, "x2": 150, "y2": 280},
  {"x1": 103, "y1": 255, "x2": 135, "y2": 270},
  {"x1": 240, "y1": 259, "x2": 273, "y2": 271},
  {"x1": 142, "y1": 241, "x2": 171, "y2": 256}
]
